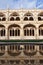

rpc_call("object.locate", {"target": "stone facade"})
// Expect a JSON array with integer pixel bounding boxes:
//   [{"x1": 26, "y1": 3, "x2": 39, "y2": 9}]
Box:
[{"x1": 0, "y1": 9, "x2": 43, "y2": 65}]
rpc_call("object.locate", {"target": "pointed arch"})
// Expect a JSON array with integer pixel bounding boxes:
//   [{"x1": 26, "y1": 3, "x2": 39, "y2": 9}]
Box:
[
  {"x1": 24, "y1": 12, "x2": 33, "y2": 16},
  {"x1": 39, "y1": 24, "x2": 43, "y2": 36},
  {"x1": 38, "y1": 12, "x2": 43, "y2": 21},
  {"x1": 23, "y1": 24, "x2": 36, "y2": 29},
  {"x1": 0, "y1": 12, "x2": 6, "y2": 21},
  {"x1": 8, "y1": 24, "x2": 20, "y2": 36},
  {"x1": 24, "y1": 12, "x2": 33, "y2": 21},
  {"x1": 10, "y1": 12, "x2": 19, "y2": 16},
  {"x1": 23, "y1": 24, "x2": 36, "y2": 36},
  {"x1": 10, "y1": 12, "x2": 20, "y2": 21},
  {"x1": 0, "y1": 24, "x2": 5, "y2": 36}
]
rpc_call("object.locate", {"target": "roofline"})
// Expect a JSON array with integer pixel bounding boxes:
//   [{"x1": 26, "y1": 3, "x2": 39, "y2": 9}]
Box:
[{"x1": 0, "y1": 9, "x2": 43, "y2": 12}]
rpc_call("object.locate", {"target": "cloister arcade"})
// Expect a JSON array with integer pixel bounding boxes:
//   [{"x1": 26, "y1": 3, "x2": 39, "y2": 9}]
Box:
[
  {"x1": 0, "y1": 23, "x2": 43, "y2": 40},
  {"x1": 0, "y1": 9, "x2": 43, "y2": 65}
]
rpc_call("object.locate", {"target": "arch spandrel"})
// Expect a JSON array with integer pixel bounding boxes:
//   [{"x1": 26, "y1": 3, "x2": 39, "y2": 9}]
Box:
[
  {"x1": 0, "y1": 24, "x2": 5, "y2": 28},
  {"x1": 23, "y1": 24, "x2": 36, "y2": 29},
  {"x1": 38, "y1": 12, "x2": 43, "y2": 16},
  {"x1": 0, "y1": 12, "x2": 5, "y2": 17},
  {"x1": 10, "y1": 12, "x2": 19, "y2": 16},
  {"x1": 39, "y1": 24, "x2": 43, "y2": 28},
  {"x1": 24, "y1": 12, "x2": 33, "y2": 16},
  {"x1": 8, "y1": 24, "x2": 21, "y2": 29}
]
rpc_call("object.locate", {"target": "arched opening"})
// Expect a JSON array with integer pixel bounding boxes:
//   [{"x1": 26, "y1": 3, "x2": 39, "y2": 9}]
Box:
[
  {"x1": 1, "y1": 60, "x2": 5, "y2": 64},
  {"x1": 0, "y1": 45, "x2": 5, "y2": 51},
  {"x1": 16, "y1": 17, "x2": 20, "y2": 21},
  {"x1": 0, "y1": 12, "x2": 6, "y2": 21},
  {"x1": 24, "y1": 17, "x2": 28, "y2": 21},
  {"x1": 15, "y1": 29, "x2": 20, "y2": 36},
  {"x1": 23, "y1": 24, "x2": 35, "y2": 36},
  {"x1": 0, "y1": 18, "x2": 1, "y2": 21},
  {"x1": 39, "y1": 45, "x2": 43, "y2": 55},
  {"x1": 38, "y1": 17, "x2": 41, "y2": 21},
  {"x1": 8, "y1": 45, "x2": 20, "y2": 51},
  {"x1": 24, "y1": 12, "x2": 34, "y2": 21},
  {"x1": 24, "y1": 45, "x2": 35, "y2": 51},
  {"x1": 10, "y1": 29, "x2": 14, "y2": 36},
  {"x1": 8, "y1": 45, "x2": 21, "y2": 56},
  {"x1": 1, "y1": 29, "x2": 5, "y2": 36},
  {"x1": 39, "y1": 60, "x2": 43, "y2": 64},
  {"x1": 38, "y1": 12, "x2": 43, "y2": 21},
  {"x1": 0, "y1": 25, "x2": 5, "y2": 36},
  {"x1": 0, "y1": 45, "x2": 5, "y2": 56},
  {"x1": 39, "y1": 24, "x2": 43, "y2": 36},
  {"x1": 29, "y1": 17, "x2": 34, "y2": 21},
  {"x1": 10, "y1": 17, "x2": 14, "y2": 21},
  {"x1": 30, "y1": 60, "x2": 35, "y2": 64},
  {"x1": 2, "y1": 17, "x2": 6, "y2": 21},
  {"x1": 24, "y1": 45, "x2": 36, "y2": 56},
  {"x1": 24, "y1": 29, "x2": 29, "y2": 36},
  {"x1": 10, "y1": 12, "x2": 20, "y2": 21},
  {"x1": 39, "y1": 45, "x2": 43, "y2": 50},
  {"x1": 8, "y1": 24, "x2": 20, "y2": 37}
]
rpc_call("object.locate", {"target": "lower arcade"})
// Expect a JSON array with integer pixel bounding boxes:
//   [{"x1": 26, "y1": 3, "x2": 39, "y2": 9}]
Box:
[{"x1": 0, "y1": 40, "x2": 43, "y2": 65}]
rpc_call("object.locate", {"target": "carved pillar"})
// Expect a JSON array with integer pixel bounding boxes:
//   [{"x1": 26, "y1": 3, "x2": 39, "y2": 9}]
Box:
[
  {"x1": 36, "y1": 26, "x2": 39, "y2": 39},
  {"x1": 6, "y1": 27, "x2": 8, "y2": 40},
  {"x1": 36, "y1": 45, "x2": 40, "y2": 56},
  {"x1": 20, "y1": 25, "x2": 24, "y2": 40},
  {"x1": 4, "y1": 45, "x2": 8, "y2": 56}
]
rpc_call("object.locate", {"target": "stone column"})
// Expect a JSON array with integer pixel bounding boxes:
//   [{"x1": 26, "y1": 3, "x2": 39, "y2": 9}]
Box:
[
  {"x1": 4, "y1": 45, "x2": 8, "y2": 56},
  {"x1": 36, "y1": 26, "x2": 39, "y2": 39},
  {"x1": 35, "y1": 45, "x2": 37, "y2": 50},
  {"x1": 5, "y1": 26, "x2": 8, "y2": 40},
  {"x1": 20, "y1": 25, "x2": 24, "y2": 39},
  {"x1": 36, "y1": 45, "x2": 40, "y2": 56},
  {"x1": 14, "y1": 45, "x2": 16, "y2": 52}
]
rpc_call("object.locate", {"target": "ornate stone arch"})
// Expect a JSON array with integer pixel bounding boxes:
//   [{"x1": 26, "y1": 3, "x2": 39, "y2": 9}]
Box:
[
  {"x1": 24, "y1": 12, "x2": 34, "y2": 21},
  {"x1": 38, "y1": 12, "x2": 43, "y2": 21},
  {"x1": 23, "y1": 24, "x2": 36, "y2": 36},
  {"x1": 39, "y1": 24, "x2": 43, "y2": 36},
  {"x1": 8, "y1": 24, "x2": 21, "y2": 37},
  {"x1": 0, "y1": 12, "x2": 6, "y2": 21},
  {"x1": 10, "y1": 12, "x2": 20, "y2": 21}
]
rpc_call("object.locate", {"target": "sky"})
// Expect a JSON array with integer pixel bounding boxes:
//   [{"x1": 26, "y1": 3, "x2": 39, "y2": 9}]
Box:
[{"x1": 0, "y1": 0, "x2": 43, "y2": 9}]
